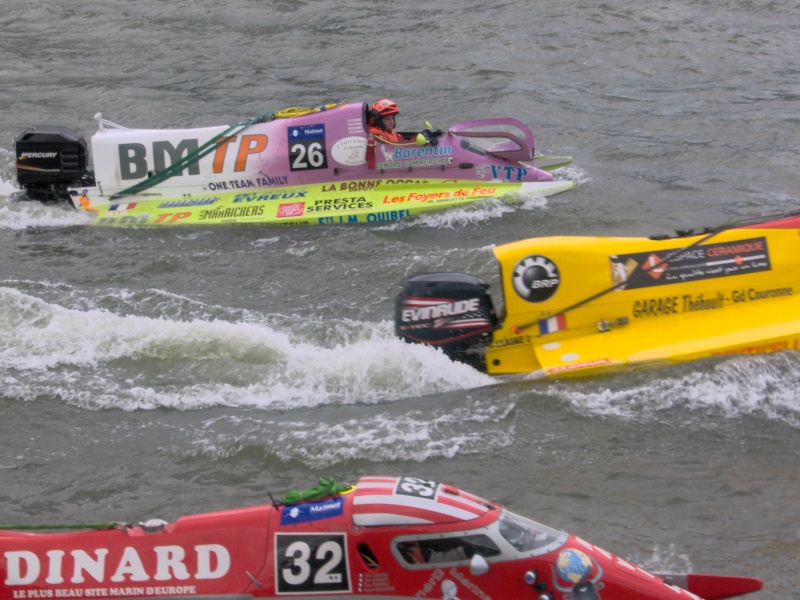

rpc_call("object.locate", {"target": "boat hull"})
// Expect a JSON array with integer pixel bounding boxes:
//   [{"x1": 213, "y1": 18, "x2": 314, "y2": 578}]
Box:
[
  {"x1": 0, "y1": 475, "x2": 763, "y2": 600},
  {"x1": 15, "y1": 102, "x2": 574, "y2": 226},
  {"x1": 395, "y1": 213, "x2": 800, "y2": 378},
  {"x1": 488, "y1": 215, "x2": 800, "y2": 377},
  {"x1": 78, "y1": 178, "x2": 574, "y2": 227}
]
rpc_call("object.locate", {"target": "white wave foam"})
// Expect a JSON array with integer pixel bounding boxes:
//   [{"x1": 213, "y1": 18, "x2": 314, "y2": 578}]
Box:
[
  {"x1": 0, "y1": 181, "x2": 92, "y2": 229},
  {"x1": 0, "y1": 287, "x2": 494, "y2": 411},
  {"x1": 185, "y1": 400, "x2": 515, "y2": 468},
  {"x1": 555, "y1": 164, "x2": 591, "y2": 187},
  {"x1": 543, "y1": 353, "x2": 800, "y2": 428}
]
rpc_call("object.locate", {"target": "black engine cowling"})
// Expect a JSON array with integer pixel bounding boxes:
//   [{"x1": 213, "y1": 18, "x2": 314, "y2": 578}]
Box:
[
  {"x1": 15, "y1": 126, "x2": 94, "y2": 202},
  {"x1": 394, "y1": 272, "x2": 498, "y2": 371}
]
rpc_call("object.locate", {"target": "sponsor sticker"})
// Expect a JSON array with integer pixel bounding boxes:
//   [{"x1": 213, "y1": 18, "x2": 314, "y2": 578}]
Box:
[
  {"x1": 512, "y1": 255, "x2": 560, "y2": 302},
  {"x1": 277, "y1": 202, "x2": 305, "y2": 217},
  {"x1": 280, "y1": 496, "x2": 345, "y2": 525},
  {"x1": 331, "y1": 136, "x2": 367, "y2": 166},
  {"x1": 610, "y1": 237, "x2": 771, "y2": 290}
]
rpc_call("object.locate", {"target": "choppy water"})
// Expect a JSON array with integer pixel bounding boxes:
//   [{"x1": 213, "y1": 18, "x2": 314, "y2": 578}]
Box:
[{"x1": 1, "y1": 1, "x2": 799, "y2": 598}]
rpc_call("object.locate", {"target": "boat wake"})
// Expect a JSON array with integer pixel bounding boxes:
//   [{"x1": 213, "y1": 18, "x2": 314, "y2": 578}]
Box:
[
  {"x1": 541, "y1": 353, "x2": 800, "y2": 428},
  {"x1": 0, "y1": 178, "x2": 90, "y2": 230},
  {"x1": 385, "y1": 166, "x2": 586, "y2": 230},
  {"x1": 0, "y1": 285, "x2": 494, "y2": 412},
  {"x1": 185, "y1": 398, "x2": 516, "y2": 467}
]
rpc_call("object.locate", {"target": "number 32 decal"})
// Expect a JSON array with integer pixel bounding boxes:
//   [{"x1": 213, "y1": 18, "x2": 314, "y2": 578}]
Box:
[
  {"x1": 396, "y1": 476, "x2": 439, "y2": 499},
  {"x1": 276, "y1": 533, "x2": 351, "y2": 594}
]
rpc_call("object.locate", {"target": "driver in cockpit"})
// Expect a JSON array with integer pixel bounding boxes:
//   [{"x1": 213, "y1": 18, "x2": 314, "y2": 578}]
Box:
[{"x1": 368, "y1": 98, "x2": 407, "y2": 143}]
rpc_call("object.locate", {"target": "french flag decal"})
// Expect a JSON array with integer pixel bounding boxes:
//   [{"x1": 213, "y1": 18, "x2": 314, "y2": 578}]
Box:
[
  {"x1": 539, "y1": 313, "x2": 566, "y2": 335},
  {"x1": 108, "y1": 202, "x2": 137, "y2": 211}
]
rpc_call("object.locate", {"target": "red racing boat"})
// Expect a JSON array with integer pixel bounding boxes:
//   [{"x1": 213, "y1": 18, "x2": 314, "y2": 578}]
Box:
[{"x1": 0, "y1": 476, "x2": 762, "y2": 600}]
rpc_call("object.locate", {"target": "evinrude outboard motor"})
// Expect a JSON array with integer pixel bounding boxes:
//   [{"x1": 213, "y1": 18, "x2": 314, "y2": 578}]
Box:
[
  {"x1": 394, "y1": 272, "x2": 498, "y2": 371},
  {"x1": 14, "y1": 126, "x2": 94, "y2": 202}
]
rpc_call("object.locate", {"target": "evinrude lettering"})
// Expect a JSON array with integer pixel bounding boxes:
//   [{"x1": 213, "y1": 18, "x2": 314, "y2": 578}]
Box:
[
  {"x1": 402, "y1": 298, "x2": 480, "y2": 322},
  {"x1": 3, "y1": 545, "x2": 230, "y2": 585}
]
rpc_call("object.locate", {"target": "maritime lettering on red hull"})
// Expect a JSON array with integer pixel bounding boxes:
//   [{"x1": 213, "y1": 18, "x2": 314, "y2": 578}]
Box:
[{"x1": 4, "y1": 544, "x2": 230, "y2": 586}]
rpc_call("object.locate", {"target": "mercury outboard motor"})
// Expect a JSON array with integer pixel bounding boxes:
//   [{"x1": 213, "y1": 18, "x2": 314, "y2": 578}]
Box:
[
  {"x1": 14, "y1": 126, "x2": 95, "y2": 202},
  {"x1": 394, "y1": 272, "x2": 498, "y2": 371}
]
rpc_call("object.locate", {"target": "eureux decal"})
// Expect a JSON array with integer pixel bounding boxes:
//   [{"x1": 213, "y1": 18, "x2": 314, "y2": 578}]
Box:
[
  {"x1": 513, "y1": 255, "x2": 560, "y2": 302},
  {"x1": 288, "y1": 124, "x2": 328, "y2": 172},
  {"x1": 275, "y1": 533, "x2": 351, "y2": 594}
]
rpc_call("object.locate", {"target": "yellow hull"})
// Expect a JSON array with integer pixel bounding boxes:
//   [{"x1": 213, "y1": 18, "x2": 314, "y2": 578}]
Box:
[
  {"x1": 77, "y1": 179, "x2": 574, "y2": 226},
  {"x1": 485, "y1": 215, "x2": 800, "y2": 378}
]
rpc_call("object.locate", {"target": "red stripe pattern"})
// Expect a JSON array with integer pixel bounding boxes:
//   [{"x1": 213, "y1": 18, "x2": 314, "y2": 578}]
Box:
[{"x1": 352, "y1": 476, "x2": 492, "y2": 527}]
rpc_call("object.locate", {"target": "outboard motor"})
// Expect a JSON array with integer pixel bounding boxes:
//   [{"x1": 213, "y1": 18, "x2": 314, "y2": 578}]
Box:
[
  {"x1": 394, "y1": 272, "x2": 498, "y2": 371},
  {"x1": 14, "y1": 126, "x2": 94, "y2": 202}
]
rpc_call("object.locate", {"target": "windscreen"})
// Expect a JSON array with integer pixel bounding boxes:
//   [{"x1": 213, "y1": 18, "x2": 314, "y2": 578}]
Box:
[
  {"x1": 497, "y1": 510, "x2": 568, "y2": 556},
  {"x1": 452, "y1": 124, "x2": 528, "y2": 156}
]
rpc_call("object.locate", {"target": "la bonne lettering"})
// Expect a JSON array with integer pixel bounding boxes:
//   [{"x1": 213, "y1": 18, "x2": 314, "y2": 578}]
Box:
[
  {"x1": 4, "y1": 544, "x2": 230, "y2": 586},
  {"x1": 118, "y1": 135, "x2": 268, "y2": 180}
]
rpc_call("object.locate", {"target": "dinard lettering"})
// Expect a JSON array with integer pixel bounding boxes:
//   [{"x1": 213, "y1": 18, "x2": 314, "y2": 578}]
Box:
[{"x1": 4, "y1": 545, "x2": 230, "y2": 586}]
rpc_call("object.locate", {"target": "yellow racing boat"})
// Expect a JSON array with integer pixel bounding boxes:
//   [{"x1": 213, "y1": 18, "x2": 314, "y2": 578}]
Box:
[{"x1": 395, "y1": 212, "x2": 800, "y2": 378}]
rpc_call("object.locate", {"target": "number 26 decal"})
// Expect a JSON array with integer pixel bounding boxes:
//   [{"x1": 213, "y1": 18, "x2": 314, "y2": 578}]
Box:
[
  {"x1": 290, "y1": 142, "x2": 327, "y2": 170},
  {"x1": 276, "y1": 533, "x2": 351, "y2": 594}
]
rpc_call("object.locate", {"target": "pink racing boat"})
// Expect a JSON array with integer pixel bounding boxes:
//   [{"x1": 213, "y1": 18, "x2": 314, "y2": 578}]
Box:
[{"x1": 13, "y1": 102, "x2": 573, "y2": 226}]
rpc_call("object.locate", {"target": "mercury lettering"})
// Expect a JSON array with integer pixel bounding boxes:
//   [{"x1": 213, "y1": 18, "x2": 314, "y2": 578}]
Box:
[{"x1": 4, "y1": 544, "x2": 230, "y2": 586}]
